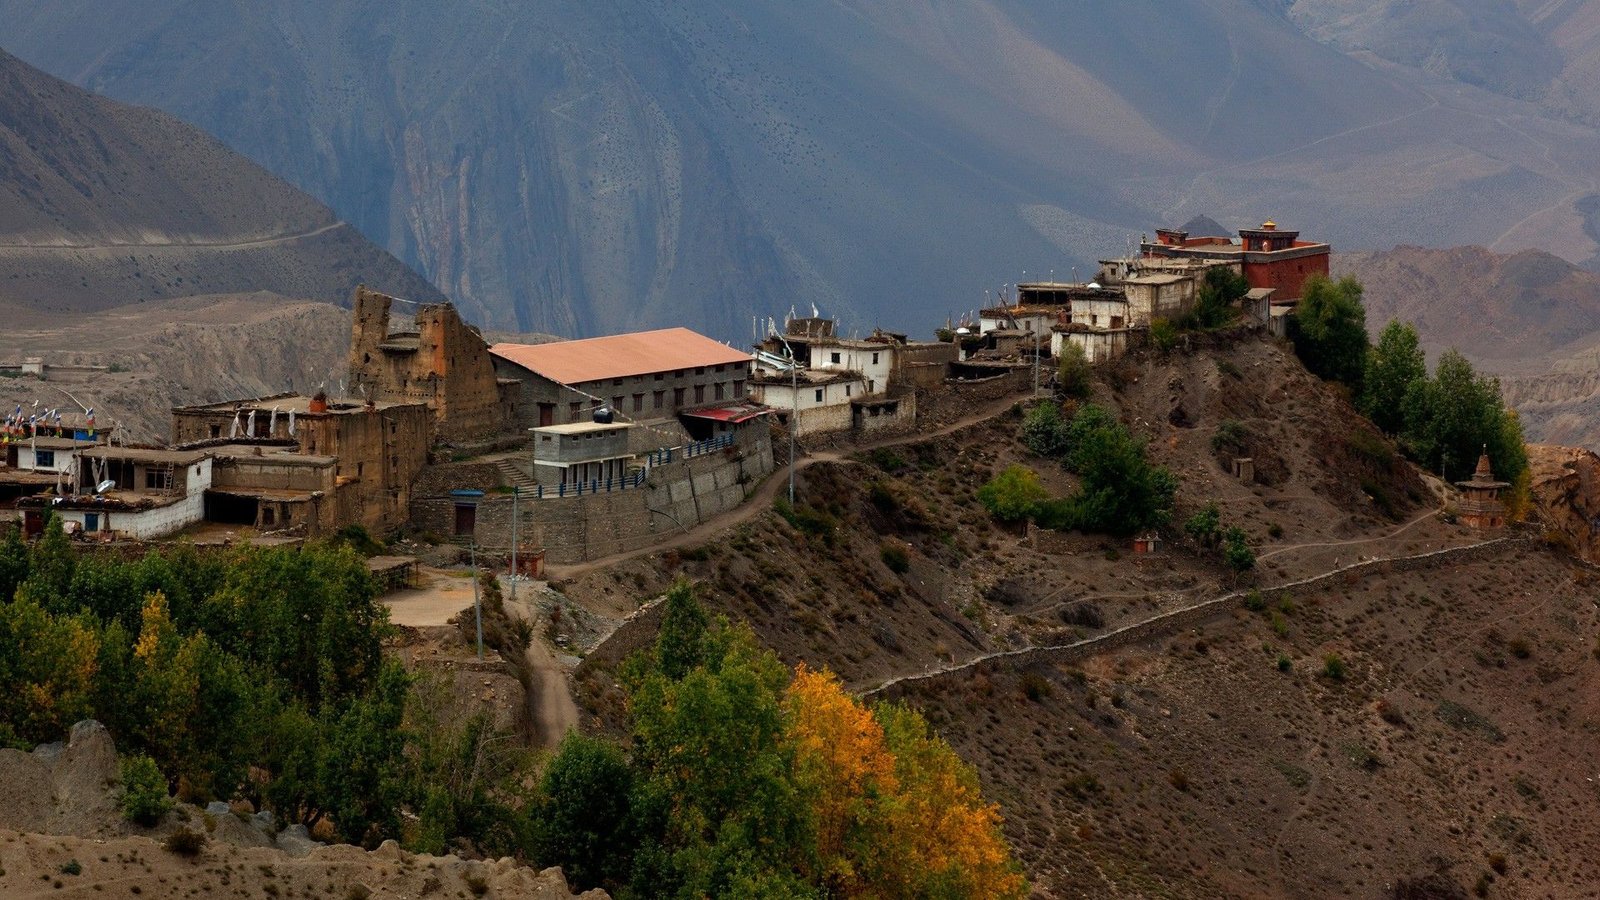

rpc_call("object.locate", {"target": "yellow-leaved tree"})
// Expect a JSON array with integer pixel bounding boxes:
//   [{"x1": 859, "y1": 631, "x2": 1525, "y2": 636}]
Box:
[{"x1": 784, "y1": 665, "x2": 1027, "y2": 899}]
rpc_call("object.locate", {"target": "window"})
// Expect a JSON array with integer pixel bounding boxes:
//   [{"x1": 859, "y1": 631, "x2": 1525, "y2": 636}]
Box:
[
  {"x1": 653, "y1": 390, "x2": 664, "y2": 409},
  {"x1": 613, "y1": 378, "x2": 623, "y2": 386},
  {"x1": 694, "y1": 385, "x2": 705, "y2": 403},
  {"x1": 871, "y1": 352, "x2": 879, "y2": 365},
  {"x1": 814, "y1": 389, "x2": 824, "y2": 402},
  {"x1": 868, "y1": 380, "x2": 875, "y2": 393},
  {"x1": 845, "y1": 384, "x2": 852, "y2": 397},
  {"x1": 714, "y1": 383, "x2": 725, "y2": 401},
  {"x1": 613, "y1": 396, "x2": 623, "y2": 411},
  {"x1": 34, "y1": 450, "x2": 55, "y2": 468},
  {"x1": 674, "y1": 370, "x2": 684, "y2": 378},
  {"x1": 733, "y1": 380, "x2": 745, "y2": 398},
  {"x1": 570, "y1": 401, "x2": 582, "y2": 421},
  {"x1": 654, "y1": 372, "x2": 664, "y2": 381},
  {"x1": 830, "y1": 352, "x2": 841, "y2": 364},
  {"x1": 209, "y1": 424, "x2": 221, "y2": 439},
  {"x1": 714, "y1": 364, "x2": 724, "y2": 373},
  {"x1": 357, "y1": 462, "x2": 365, "y2": 478},
  {"x1": 632, "y1": 394, "x2": 644, "y2": 412},
  {"x1": 695, "y1": 366, "x2": 706, "y2": 375},
  {"x1": 674, "y1": 387, "x2": 685, "y2": 406}
]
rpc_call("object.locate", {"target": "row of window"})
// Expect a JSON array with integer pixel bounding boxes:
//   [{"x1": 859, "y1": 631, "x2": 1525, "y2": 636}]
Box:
[
  {"x1": 568, "y1": 380, "x2": 746, "y2": 420},
  {"x1": 605, "y1": 363, "x2": 748, "y2": 388}
]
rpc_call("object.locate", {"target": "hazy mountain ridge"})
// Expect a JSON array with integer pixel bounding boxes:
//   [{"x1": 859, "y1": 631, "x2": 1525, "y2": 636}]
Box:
[
  {"x1": 6, "y1": 1, "x2": 1600, "y2": 339},
  {"x1": 0, "y1": 47, "x2": 446, "y2": 313}
]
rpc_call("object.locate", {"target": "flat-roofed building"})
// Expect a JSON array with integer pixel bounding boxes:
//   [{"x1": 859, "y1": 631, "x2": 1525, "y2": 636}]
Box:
[
  {"x1": 18, "y1": 447, "x2": 212, "y2": 540},
  {"x1": 171, "y1": 392, "x2": 430, "y2": 533},
  {"x1": 530, "y1": 421, "x2": 636, "y2": 487},
  {"x1": 1141, "y1": 220, "x2": 1330, "y2": 301},
  {"x1": 492, "y1": 328, "x2": 754, "y2": 430}
]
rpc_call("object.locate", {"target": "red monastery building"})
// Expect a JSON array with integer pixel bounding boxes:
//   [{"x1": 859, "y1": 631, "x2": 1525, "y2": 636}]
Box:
[{"x1": 1142, "y1": 220, "x2": 1331, "y2": 301}]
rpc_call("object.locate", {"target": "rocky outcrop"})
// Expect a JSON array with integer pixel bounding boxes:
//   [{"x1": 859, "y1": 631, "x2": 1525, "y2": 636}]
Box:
[{"x1": 1527, "y1": 444, "x2": 1600, "y2": 563}]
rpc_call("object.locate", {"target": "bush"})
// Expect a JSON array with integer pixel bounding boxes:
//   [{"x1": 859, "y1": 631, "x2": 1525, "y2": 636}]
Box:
[
  {"x1": 1020, "y1": 402, "x2": 1071, "y2": 458},
  {"x1": 1150, "y1": 318, "x2": 1178, "y2": 352},
  {"x1": 1276, "y1": 654, "x2": 1292, "y2": 672},
  {"x1": 1185, "y1": 504, "x2": 1221, "y2": 548},
  {"x1": 1211, "y1": 420, "x2": 1247, "y2": 456},
  {"x1": 119, "y1": 754, "x2": 173, "y2": 827},
  {"x1": 1056, "y1": 342, "x2": 1093, "y2": 400},
  {"x1": 978, "y1": 465, "x2": 1050, "y2": 524},
  {"x1": 163, "y1": 826, "x2": 207, "y2": 856},
  {"x1": 1222, "y1": 527, "x2": 1255, "y2": 573},
  {"x1": 1322, "y1": 653, "x2": 1348, "y2": 682},
  {"x1": 1019, "y1": 672, "x2": 1052, "y2": 702},
  {"x1": 879, "y1": 542, "x2": 911, "y2": 574}
]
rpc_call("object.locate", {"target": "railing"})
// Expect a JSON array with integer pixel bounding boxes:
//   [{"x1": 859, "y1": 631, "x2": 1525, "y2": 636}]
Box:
[
  {"x1": 645, "y1": 433, "x2": 735, "y2": 467},
  {"x1": 539, "y1": 468, "x2": 647, "y2": 499}
]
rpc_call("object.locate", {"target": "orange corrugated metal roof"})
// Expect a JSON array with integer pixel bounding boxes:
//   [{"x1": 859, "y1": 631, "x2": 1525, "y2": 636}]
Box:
[{"x1": 490, "y1": 328, "x2": 751, "y2": 386}]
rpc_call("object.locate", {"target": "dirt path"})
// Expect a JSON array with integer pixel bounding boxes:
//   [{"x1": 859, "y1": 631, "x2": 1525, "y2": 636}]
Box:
[
  {"x1": 1256, "y1": 505, "x2": 1442, "y2": 561},
  {"x1": 504, "y1": 589, "x2": 581, "y2": 748},
  {"x1": 548, "y1": 392, "x2": 1032, "y2": 580}
]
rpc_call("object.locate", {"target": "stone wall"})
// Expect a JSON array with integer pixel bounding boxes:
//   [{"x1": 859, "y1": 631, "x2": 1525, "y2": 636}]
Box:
[{"x1": 412, "y1": 428, "x2": 775, "y2": 563}]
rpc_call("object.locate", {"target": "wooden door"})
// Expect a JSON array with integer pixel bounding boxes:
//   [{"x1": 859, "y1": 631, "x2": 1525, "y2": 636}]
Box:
[
  {"x1": 454, "y1": 503, "x2": 476, "y2": 536},
  {"x1": 538, "y1": 403, "x2": 555, "y2": 427}
]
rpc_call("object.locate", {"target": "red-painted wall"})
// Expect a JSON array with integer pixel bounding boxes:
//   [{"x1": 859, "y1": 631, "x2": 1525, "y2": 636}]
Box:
[{"x1": 1242, "y1": 250, "x2": 1329, "y2": 301}]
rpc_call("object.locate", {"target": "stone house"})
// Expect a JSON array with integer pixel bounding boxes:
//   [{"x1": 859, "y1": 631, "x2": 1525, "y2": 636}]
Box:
[{"x1": 18, "y1": 447, "x2": 212, "y2": 540}]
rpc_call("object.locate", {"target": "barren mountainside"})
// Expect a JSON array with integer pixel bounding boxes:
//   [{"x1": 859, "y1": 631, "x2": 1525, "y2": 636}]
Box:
[
  {"x1": 0, "y1": 47, "x2": 446, "y2": 313},
  {"x1": 6, "y1": 1, "x2": 1600, "y2": 337}
]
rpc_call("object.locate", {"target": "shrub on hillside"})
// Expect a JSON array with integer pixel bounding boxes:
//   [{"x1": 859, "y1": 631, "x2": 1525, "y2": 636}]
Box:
[
  {"x1": 879, "y1": 542, "x2": 911, "y2": 574},
  {"x1": 978, "y1": 465, "x2": 1050, "y2": 524},
  {"x1": 1056, "y1": 342, "x2": 1093, "y2": 400},
  {"x1": 119, "y1": 754, "x2": 173, "y2": 826}
]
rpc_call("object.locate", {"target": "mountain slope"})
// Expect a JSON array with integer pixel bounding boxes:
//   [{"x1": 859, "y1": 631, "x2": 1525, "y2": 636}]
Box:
[
  {"x1": 0, "y1": 47, "x2": 446, "y2": 312},
  {"x1": 5, "y1": 1, "x2": 1599, "y2": 338}
]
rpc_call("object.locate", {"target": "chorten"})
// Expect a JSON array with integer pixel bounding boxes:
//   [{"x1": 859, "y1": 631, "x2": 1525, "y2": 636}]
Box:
[{"x1": 1455, "y1": 447, "x2": 1509, "y2": 529}]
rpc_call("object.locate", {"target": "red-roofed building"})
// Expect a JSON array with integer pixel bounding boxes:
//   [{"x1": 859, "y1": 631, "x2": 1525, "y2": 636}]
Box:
[
  {"x1": 1142, "y1": 220, "x2": 1330, "y2": 301},
  {"x1": 491, "y1": 328, "x2": 754, "y2": 429}
]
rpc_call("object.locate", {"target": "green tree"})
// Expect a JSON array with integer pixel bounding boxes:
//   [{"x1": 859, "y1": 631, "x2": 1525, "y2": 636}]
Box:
[
  {"x1": 16, "y1": 513, "x2": 77, "y2": 612},
  {"x1": 1192, "y1": 265, "x2": 1249, "y2": 328},
  {"x1": 656, "y1": 580, "x2": 710, "y2": 681},
  {"x1": 0, "y1": 525, "x2": 29, "y2": 602},
  {"x1": 534, "y1": 732, "x2": 636, "y2": 890},
  {"x1": 1361, "y1": 320, "x2": 1426, "y2": 435},
  {"x1": 119, "y1": 753, "x2": 174, "y2": 826},
  {"x1": 978, "y1": 465, "x2": 1050, "y2": 524},
  {"x1": 1063, "y1": 414, "x2": 1178, "y2": 536},
  {"x1": 0, "y1": 595, "x2": 99, "y2": 744},
  {"x1": 1055, "y1": 342, "x2": 1093, "y2": 400},
  {"x1": 1019, "y1": 402, "x2": 1070, "y2": 458},
  {"x1": 1402, "y1": 349, "x2": 1527, "y2": 483},
  {"x1": 315, "y1": 659, "x2": 411, "y2": 844},
  {"x1": 1184, "y1": 503, "x2": 1222, "y2": 548},
  {"x1": 1222, "y1": 527, "x2": 1256, "y2": 573},
  {"x1": 623, "y1": 593, "x2": 811, "y2": 899},
  {"x1": 1289, "y1": 275, "x2": 1369, "y2": 393}
]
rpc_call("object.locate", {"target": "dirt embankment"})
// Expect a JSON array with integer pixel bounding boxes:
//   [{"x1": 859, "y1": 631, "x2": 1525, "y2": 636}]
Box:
[
  {"x1": 0, "y1": 719, "x2": 603, "y2": 899},
  {"x1": 1527, "y1": 443, "x2": 1600, "y2": 562}
]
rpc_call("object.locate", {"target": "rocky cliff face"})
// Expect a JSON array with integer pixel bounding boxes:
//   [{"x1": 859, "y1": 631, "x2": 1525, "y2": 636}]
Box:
[{"x1": 1528, "y1": 443, "x2": 1600, "y2": 563}]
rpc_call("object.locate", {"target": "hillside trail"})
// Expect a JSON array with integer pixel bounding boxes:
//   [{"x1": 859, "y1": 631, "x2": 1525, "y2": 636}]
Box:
[
  {"x1": 504, "y1": 588, "x2": 582, "y2": 748},
  {"x1": 547, "y1": 391, "x2": 1033, "y2": 580},
  {"x1": 0, "y1": 221, "x2": 345, "y2": 252},
  {"x1": 858, "y1": 535, "x2": 1518, "y2": 697}
]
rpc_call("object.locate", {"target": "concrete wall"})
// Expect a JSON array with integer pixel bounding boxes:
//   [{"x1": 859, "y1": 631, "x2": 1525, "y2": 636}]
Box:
[
  {"x1": 1054, "y1": 329, "x2": 1131, "y2": 364},
  {"x1": 411, "y1": 427, "x2": 775, "y2": 563},
  {"x1": 16, "y1": 446, "x2": 77, "y2": 474}
]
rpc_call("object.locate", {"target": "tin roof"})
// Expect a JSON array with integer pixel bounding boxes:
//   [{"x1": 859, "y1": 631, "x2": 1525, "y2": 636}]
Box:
[
  {"x1": 491, "y1": 328, "x2": 751, "y2": 386},
  {"x1": 680, "y1": 402, "x2": 771, "y2": 424}
]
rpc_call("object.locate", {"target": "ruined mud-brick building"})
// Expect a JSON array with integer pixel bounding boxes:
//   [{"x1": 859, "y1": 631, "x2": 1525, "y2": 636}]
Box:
[
  {"x1": 347, "y1": 286, "x2": 516, "y2": 442},
  {"x1": 171, "y1": 391, "x2": 430, "y2": 534}
]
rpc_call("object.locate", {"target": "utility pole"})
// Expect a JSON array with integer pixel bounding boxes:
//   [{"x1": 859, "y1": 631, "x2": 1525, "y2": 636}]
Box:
[
  {"x1": 777, "y1": 333, "x2": 798, "y2": 505},
  {"x1": 470, "y1": 541, "x2": 484, "y2": 660},
  {"x1": 509, "y1": 484, "x2": 519, "y2": 603}
]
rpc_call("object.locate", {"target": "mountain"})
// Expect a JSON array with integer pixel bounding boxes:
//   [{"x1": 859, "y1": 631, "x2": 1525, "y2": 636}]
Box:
[
  {"x1": 0, "y1": 47, "x2": 445, "y2": 313},
  {"x1": 4, "y1": 1, "x2": 1600, "y2": 339}
]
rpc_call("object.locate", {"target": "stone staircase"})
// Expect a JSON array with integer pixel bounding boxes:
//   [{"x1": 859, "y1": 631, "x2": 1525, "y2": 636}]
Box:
[{"x1": 495, "y1": 458, "x2": 539, "y2": 493}]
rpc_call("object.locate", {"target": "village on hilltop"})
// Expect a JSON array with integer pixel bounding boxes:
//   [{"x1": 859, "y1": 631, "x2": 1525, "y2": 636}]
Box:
[{"x1": 0, "y1": 220, "x2": 1511, "y2": 564}]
